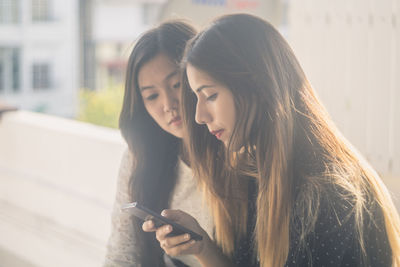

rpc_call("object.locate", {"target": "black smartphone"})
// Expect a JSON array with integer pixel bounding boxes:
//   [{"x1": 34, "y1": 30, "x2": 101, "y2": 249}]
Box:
[{"x1": 121, "y1": 202, "x2": 203, "y2": 241}]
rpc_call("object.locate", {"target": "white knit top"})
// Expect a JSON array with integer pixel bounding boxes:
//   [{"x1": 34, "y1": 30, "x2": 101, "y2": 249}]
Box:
[{"x1": 103, "y1": 150, "x2": 214, "y2": 267}]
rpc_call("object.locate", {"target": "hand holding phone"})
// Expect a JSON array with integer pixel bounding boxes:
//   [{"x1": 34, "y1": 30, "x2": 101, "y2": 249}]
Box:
[{"x1": 121, "y1": 202, "x2": 203, "y2": 241}]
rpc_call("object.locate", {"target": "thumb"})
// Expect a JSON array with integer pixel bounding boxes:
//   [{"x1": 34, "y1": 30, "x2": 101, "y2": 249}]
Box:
[{"x1": 161, "y1": 209, "x2": 186, "y2": 221}]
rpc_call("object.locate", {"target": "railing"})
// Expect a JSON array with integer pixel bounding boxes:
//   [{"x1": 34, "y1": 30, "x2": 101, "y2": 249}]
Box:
[{"x1": 0, "y1": 110, "x2": 126, "y2": 267}]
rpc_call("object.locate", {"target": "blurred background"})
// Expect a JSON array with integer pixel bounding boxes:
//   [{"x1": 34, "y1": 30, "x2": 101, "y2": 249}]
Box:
[{"x1": 0, "y1": 0, "x2": 399, "y2": 266}]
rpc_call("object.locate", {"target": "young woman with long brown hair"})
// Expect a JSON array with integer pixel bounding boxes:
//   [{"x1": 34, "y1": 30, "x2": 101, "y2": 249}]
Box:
[
  {"x1": 153, "y1": 13, "x2": 400, "y2": 266},
  {"x1": 103, "y1": 21, "x2": 217, "y2": 267}
]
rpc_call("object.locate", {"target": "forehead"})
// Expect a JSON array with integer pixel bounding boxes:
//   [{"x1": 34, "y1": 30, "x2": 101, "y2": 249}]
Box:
[
  {"x1": 138, "y1": 53, "x2": 177, "y2": 86},
  {"x1": 186, "y1": 64, "x2": 216, "y2": 90}
]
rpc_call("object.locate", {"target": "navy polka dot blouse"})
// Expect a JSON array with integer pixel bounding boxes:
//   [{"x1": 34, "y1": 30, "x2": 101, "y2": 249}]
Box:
[{"x1": 233, "y1": 181, "x2": 392, "y2": 267}]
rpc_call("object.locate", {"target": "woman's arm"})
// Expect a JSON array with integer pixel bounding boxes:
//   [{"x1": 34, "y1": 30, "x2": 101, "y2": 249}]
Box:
[
  {"x1": 143, "y1": 209, "x2": 237, "y2": 267},
  {"x1": 103, "y1": 150, "x2": 140, "y2": 267}
]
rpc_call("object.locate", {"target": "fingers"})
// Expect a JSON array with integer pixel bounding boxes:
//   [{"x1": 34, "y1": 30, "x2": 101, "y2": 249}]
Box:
[
  {"x1": 161, "y1": 237, "x2": 197, "y2": 257},
  {"x1": 160, "y1": 209, "x2": 186, "y2": 221},
  {"x1": 160, "y1": 233, "x2": 191, "y2": 249},
  {"x1": 142, "y1": 209, "x2": 205, "y2": 257},
  {"x1": 155, "y1": 224, "x2": 173, "y2": 241},
  {"x1": 142, "y1": 220, "x2": 155, "y2": 232},
  {"x1": 155, "y1": 224, "x2": 198, "y2": 256}
]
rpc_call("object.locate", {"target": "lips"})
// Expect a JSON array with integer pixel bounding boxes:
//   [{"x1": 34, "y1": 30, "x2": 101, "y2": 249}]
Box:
[
  {"x1": 210, "y1": 129, "x2": 224, "y2": 139},
  {"x1": 169, "y1": 116, "x2": 182, "y2": 126}
]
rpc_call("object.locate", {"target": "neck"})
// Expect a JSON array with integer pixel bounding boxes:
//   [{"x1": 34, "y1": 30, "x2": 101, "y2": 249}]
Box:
[{"x1": 179, "y1": 142, "x2": 191, "y2": 167}]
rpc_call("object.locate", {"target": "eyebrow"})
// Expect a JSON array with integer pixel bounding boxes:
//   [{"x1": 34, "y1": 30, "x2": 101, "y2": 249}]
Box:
[
  {"x1": 165, "y1": 70, "x2": 178, "y2": 81},
  {"x1": 140, "y1": 85, "x2": 155, "y2": 91},
  {"x1": 139, "y1": 70, "x2": 178, "y2": 92},
  {"x1": 195, "y1": 85, "x2": 215, "y2": 93}
]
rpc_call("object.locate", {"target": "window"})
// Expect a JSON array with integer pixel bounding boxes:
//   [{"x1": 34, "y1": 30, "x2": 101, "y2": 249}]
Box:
[
  {"x1": 0, "y1": 47, "x2": 21, "y2": 93},
  {"x1": 32, "y1": 0, "x2": 51, "y2": 22},
  {"x1": 32, "y1": 63, "x2": 51, "y2": 90},
  {"x1": 0, "y1": 0, "x2": 20, "y2": 24}
]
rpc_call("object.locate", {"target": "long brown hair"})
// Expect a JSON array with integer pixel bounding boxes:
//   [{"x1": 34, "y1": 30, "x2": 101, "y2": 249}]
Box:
[
  {"x1": 119, "y1": 20, "x2": 196, "y2": 266},
  {"x1": 181, "y1": 14, "x2": 400, "y2": 266}
]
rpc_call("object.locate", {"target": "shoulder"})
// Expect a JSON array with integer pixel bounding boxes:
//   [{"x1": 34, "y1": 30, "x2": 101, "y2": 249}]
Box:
[
  {"x1": 292, "y1": 180, "x2": 356, "y2": 239},
  {"x1": 293, "y1": 179, "x2": 353, "y2": 222}
]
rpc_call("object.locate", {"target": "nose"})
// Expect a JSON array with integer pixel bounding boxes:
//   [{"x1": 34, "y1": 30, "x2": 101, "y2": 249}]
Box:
[
  {"x1": 163, "y1": 89, "x2": 179, "y2": 113},
  {"x1": 195, "y1": 100, "x2": 211, "y2": 125}
]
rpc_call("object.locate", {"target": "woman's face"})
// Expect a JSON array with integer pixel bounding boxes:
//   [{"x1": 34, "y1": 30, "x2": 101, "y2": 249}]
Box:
[
  {"x1": 186, "y1": 64, "x2": 236, "y2": 146},
  {"x1": 138, "y1": 53, "x2": 183, "y2": 138}
]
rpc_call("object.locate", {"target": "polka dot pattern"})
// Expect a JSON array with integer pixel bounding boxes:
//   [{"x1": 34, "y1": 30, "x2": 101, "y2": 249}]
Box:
[
  {"x1": 284, "y1": 188, "x2": 392, "y2": 267},
  {"x1": 233, "y1": 181, "x2": 392, "y2": 267}
]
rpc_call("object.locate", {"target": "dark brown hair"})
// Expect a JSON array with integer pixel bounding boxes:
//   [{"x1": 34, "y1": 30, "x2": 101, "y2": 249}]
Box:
[{"x1": 181, "y1": 13, "x2": 400, "y2": 266}]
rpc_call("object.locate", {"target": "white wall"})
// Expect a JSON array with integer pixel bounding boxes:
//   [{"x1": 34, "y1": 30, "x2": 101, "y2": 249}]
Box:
[
  {"x1": 286, "y1": 0, "x2": 400, "y2": 210},
  {"x1": 288, "y1": 0, "x2": 400, "y2": 178},
  {"x1": 0, "y1": 111, "x2": 126, "y2": 267}
]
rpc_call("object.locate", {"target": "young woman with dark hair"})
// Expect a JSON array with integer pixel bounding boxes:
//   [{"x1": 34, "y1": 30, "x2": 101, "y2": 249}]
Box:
[
  {"x1": 153, "y1": 14, "x2": 400, "y2": 267},
  {"x1": 103, "y1": 21, "x2": 215, "y2": 267}
]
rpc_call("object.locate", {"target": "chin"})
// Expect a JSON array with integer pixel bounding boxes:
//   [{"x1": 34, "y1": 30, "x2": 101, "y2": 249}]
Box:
[{"x1": 171, "y1": 131, "x2": 183, "y2": 139}]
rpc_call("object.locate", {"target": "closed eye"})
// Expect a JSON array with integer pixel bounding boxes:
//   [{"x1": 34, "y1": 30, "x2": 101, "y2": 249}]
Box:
[
  {"x1": 145, "y1": 93, "x2": 158, "y2": 101},
  {"x1": 206, "y1": 93, "x2": 218, "y2": 101},
  {"x1": 173, "y1": 82, "x2": 181, "y2": 89}
]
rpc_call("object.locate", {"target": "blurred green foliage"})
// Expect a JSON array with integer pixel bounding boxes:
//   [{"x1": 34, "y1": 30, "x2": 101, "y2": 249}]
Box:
[{"x1": 77, "y1": 85, "x2": 124, "y2": 128}]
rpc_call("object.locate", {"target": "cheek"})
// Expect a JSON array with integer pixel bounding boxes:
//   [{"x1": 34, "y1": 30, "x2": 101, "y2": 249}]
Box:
[
  {"x1": 172, "y1": 87, "x2": 181, "y2": 99},
  {"x1": 227, "y1": 108, "x2": 236, "y2": 130},
  {"x1": 218, "y1": 97, "x2": 236, "y2": 128},
  {"x1": 144, "y1": 101, "x2": 164, "y2": 125}
]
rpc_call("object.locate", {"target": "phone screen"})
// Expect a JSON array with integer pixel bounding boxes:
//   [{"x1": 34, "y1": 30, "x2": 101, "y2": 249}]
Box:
[{"x1": 121, "y1": 202, "x2": 203, "y2": 241}]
